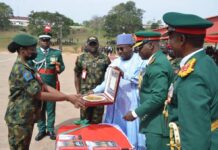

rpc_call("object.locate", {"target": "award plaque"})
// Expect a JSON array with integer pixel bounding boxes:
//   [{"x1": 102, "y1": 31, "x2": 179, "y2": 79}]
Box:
[{"x1": 83, "y1": 67, "x2": 121, "y2": 106}]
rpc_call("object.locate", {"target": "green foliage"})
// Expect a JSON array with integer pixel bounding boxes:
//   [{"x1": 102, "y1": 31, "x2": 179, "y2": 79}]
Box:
[
  {"x1": 146, "y1": 19, "x2": 162, "y2": 30},
  {"x1": 0, "y1": 2, "x2": 13, "y2": 30},
  {"x1": 104, "y1": 1, "x2": 144, "y2": 37},
  {"x1": 28, "y1": 11, "x2": 75, "y2": 38},
  {"x1": 83, "y1": 16, "x2": 105, "y2": 36},
  {"x1": 150, "y1": 22, "x2": 159, "y2": 29}
]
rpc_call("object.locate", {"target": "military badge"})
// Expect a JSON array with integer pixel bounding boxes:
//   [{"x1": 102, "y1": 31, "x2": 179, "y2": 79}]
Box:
[
  {"x1": 50, "y1": 56, "x2": 57, "y2": 64},
  {"x1": 178, "y1": 58, "x2": 196, "y2": 77},
  {"x1": 23, "y1": 71, "x2": 33, "y2": 81}
]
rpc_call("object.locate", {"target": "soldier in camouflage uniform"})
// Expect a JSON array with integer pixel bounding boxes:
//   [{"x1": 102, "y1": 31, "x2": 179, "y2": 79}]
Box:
[
  {"x1": 5, "y1": 34, "x2": 84, "y2": 150},
  {"x1": 74, "y1": 36, "x2": 110, "y2": 124},
  {"x1": 166, "y1": 48, "x2": 181, "y2": 75}
]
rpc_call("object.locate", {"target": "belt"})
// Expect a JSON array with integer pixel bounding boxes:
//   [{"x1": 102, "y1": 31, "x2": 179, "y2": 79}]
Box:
[
  {"x1": 38, "y1": 68, "x2": 56, "y2": 75},
  {"x1": 211, "y1": 119, "x2": 218, "y2": 132}
]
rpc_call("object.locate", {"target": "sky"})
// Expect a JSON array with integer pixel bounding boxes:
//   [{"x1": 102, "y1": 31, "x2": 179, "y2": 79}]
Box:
[{"x1": 1, "y1": 0, "x2": 218, "y2": 24}]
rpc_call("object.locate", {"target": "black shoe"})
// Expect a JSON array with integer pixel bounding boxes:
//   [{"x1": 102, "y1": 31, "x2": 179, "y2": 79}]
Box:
[
  {"x1": 35, "y1": 131, "x2": 47, "y2": 141},
  {"x1": 47, "y1": 131, "x2": 56, "y2": 140}
]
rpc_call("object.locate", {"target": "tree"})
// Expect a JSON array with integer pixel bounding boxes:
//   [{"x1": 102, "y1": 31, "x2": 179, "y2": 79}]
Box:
[
  {"x1": 83, "y1": 16, "x2": 105, "y2": 35},
  {"x1": 104, "y1": 1, "x2": 144, "y2": 37},
  {"x1": 146, "y1": 19, "x2": 162, "y2": 30},
  {"x1": 0, "y1": 2, "x2": 13, "y2": 30},
  {"x1": 28, "y1": 11, "x2": 75, "y2": 38}
]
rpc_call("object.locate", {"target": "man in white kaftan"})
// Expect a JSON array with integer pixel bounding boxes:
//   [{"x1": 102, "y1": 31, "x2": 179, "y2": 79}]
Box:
[{"x1": 93, "y1": 34, "x2": 147, "y2": 150}]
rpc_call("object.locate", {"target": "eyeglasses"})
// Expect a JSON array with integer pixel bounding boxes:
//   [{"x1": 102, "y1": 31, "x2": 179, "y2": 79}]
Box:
[
  {"x1": 116, "y1": 45, "x2": 132, "y2": 52},
  {"x1": 116, "y1": 47, "x2": 124, "y2": 51}
]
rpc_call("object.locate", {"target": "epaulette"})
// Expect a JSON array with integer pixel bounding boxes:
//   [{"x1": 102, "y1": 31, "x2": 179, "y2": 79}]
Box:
[
  {"x1": 178, "y1": 58, "x2": 196, "y2": 78},
  {"x1": 148, "y1": 57, "x2": 155, "y2": 65}
]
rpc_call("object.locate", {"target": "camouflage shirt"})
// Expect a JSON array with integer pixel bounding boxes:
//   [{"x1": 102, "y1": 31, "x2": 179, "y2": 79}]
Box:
[
  {"x1": 169, "y1": 57, "x2": 182, "y2": 79},
  {"x1": 5, "y1": 57, "x2": 42, "y2": 125},
  {"x1": 74, "y1": 52, "x2": 110, "y2": 94}
]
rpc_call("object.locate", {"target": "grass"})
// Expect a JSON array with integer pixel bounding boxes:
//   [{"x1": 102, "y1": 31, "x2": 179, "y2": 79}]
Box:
[
  {"x1": 0, "y1": 28, "x2": 112, "y2": 53},
  {"x1": 0, "y1": 31, "x2": 18, "y2": 51}
]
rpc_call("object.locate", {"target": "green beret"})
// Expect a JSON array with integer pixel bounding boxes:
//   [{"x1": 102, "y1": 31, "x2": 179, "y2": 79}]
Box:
[
  {"x1": 163, "y1": 12, "x2": 213, "y2": 34},
  {"x1": 13, "y1": 34, "x2": 37, "y2": 46}
]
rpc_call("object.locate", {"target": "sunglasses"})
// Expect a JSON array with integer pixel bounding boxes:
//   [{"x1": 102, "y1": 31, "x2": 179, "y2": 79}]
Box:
[
  {"x1": 116, "y1": 47, "x2": 124, "y2": 51},
  {"x1": 41, "y1": 39, "x2": 50, "y2": 42},
  {"x1": 89, "y1": 42, "x2": 97, "y2": 46}
]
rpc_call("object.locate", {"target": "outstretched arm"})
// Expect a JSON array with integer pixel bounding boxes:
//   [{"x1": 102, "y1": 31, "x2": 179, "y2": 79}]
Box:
[{"x1": 36, "y1": 85, "x2": 85, "y2": 109}]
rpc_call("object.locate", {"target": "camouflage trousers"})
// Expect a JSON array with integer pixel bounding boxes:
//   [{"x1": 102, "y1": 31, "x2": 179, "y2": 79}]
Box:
[
  {"x1": 7, "y1": 123, "x2": 34, "y2": 150},
  {"x1": 80, "y1": 106, "x2": 104, "y2": 124}
]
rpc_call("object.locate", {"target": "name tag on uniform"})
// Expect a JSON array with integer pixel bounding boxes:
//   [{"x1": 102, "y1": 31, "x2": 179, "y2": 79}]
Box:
[
  {"x1": 92, "y1": 63, "x2": 97, "y2": 68},
  {"x1": 82, "y1": 69, "x2": 87, "y2": 79}
]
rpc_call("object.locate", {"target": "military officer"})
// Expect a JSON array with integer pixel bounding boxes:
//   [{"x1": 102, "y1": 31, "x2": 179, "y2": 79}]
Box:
[
  {"x1": 33, "y1": 33, "x2": 65, "y2": 141},
  {"x1": 124, "y1": 31, "x2": 174, "y2": 150},
  {"x1": 163, "y1": 12, "x2": 218, "y2": 150},
  {"x1": 74, "y1": 36, "x2": 110, "y2": 124},
  {"x1": 133, "y1": 31, "x2": 147, "y2": 52},
  {"x1": 5, "y1": 34, "x2": 84, "y2": 150}
]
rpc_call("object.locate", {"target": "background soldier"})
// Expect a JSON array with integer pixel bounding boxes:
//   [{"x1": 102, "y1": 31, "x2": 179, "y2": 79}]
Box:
[
  {"x1": 34, "y1": 33, "x2": 65, "y2": 141},
  {"x1": 74, "y1": 36, "x2": 110, "y2": 124},
  {"x1": 163, "y1": 12, "x2": 218, "y2": 150}
]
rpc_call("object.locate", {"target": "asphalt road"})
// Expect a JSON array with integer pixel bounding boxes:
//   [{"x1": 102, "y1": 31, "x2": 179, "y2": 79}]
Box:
[{"x1": 0, "y1": 51, "x2": 81, "y2": 150}]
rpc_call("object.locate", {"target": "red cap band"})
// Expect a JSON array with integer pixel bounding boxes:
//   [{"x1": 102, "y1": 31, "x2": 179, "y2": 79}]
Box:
[
  {"x1": 135, "y1": 36, "x2": 146, "y2": 42},
  {"x1": 175, "y1": 28, "x2": 206, "y2": 34},
  {"x1": 144, "y1": 37, "x2": 160, "y2": 41}
]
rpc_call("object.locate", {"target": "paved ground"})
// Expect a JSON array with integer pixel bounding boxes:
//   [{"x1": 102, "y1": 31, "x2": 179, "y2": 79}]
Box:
[{"x1": 0, "y1": 51, "x2": 81, "y2": 150}]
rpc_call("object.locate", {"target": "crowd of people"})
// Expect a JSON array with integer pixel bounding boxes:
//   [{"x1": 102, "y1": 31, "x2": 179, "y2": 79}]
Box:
[{"x1": 4, "y1": 12, "x2": 218, "y2": 150}]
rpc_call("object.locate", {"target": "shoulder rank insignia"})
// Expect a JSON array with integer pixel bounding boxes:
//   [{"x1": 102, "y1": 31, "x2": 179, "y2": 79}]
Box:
[
  {"x1": 23, "y1": 71, "x2": 33, "y2": 82},
  {"x1": 138, "y1": 71, "x2": 143, "y2": 89},
  {"x1": 178, "y1": 58, "x2": 196, "y2": 78},
  {"x1": 148, "y1": 57, "x2": 155, "y2": 65}
]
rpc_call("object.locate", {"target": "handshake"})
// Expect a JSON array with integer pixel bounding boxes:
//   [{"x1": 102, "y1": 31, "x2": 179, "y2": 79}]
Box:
[{"x1": 66, "y1": 94, "x2": 85, "y2": 109}]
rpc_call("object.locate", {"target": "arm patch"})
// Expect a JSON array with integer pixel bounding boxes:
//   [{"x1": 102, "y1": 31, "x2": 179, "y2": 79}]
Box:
[{"x1": 23, "y1": 71, "x2": 33, "y2": 82}]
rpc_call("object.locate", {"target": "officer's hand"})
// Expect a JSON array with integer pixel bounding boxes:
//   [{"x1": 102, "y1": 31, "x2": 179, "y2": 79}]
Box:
[
  {"x1": 54, "y1": 62, "x2": 61, "y2": 72},
  {"x1": 113, "y1": 66, "x2": 124, "y2": 77},
  {"x1": 67, "y1": 94, "x2": 85, "y2": 109},
  {"x1": 87, "y1": 90, "x2": 94, "y2": 95},
  {"x1": 123, "y1": 111, "x2": 136, "y2": 121},
  {"x1": 165, "y1": 97, "x2": 172, "y2": 104}
]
